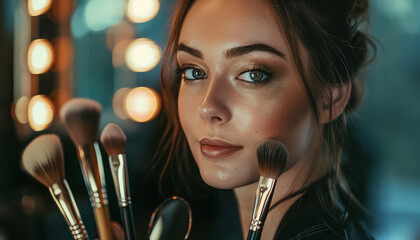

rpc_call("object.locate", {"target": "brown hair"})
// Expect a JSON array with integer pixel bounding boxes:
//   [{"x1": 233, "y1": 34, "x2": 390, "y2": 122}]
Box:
[{"x1": 153, "y1": 0, "x2": 376, "y2": 219}]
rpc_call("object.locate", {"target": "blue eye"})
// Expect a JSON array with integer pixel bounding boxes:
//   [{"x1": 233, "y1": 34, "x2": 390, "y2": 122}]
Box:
[
  {"x1": 183, "y1": 68, "x2": 207, "y2": 80},
  {"x1": 237, "y1": 70, "x2": 271, "y2": 83}
]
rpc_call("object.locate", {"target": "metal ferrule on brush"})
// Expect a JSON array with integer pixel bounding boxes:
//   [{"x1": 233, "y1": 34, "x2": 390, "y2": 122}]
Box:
[
  {"x1": 76, "y1": 142, "x2": 108, "y2": 208},
  {"x1": 109, "y1": 154, "x2": 131, "y2": 207},
  {"x1": 249, "y1": 176, "x2": 277, "y2": 231},
  {"x1": 49, "y1": 179, "x2": 89, "y2": 240}
]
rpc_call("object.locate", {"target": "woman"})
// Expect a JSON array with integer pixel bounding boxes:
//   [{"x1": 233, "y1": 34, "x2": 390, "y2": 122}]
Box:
[{"x1": 115, "y1": 0, "x2": 375, "y2": 239}]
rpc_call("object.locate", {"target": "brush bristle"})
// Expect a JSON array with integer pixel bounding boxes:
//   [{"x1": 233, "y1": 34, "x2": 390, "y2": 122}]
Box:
[
  {"x1": 60, "y1": 98, "x2": 101, "y2": 146},
  {"x1": 100, "y1": 123, "x2": 126, "y2": 156},
  {"x1": 257, "y1": 140, "x2": 288, "y2": 179},
  {"x1": 21, "y1": 134, "x2": 65, "y2": 187}
]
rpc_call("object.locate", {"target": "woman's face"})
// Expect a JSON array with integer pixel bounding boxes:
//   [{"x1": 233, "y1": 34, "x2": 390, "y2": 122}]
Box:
[{"x1": 177, "y1": 0, "x2": 317, "y2": 189}]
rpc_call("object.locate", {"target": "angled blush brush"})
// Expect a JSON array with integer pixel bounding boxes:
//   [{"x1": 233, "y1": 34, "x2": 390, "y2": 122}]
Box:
[
  {"x1": 247, "y1": 140, "x2": 289, "y2": 240},
  {"x1": 60, "y1": 98, "x2": 114, "y2": 240},
  {"x1": 100, "y1": 123, "x2": 137, "y2": 240},
  {"x1": 21, "y1": 134, "x2": 89, "y2": 240}
]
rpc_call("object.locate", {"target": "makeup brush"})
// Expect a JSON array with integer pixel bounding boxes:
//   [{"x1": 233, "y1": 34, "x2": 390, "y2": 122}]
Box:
[
  {"x1": 21, "y1": 134, "x2": 89, "y2": 240},
  {"x1": 60, "y1": 98, "x2": 114, "y2": 240},
  {"x1": 247, "y1": 140, "x2": 288, "y2": 240},
  {"x1": 100, "y1": 123, "x2": 137, "y2": 240}
]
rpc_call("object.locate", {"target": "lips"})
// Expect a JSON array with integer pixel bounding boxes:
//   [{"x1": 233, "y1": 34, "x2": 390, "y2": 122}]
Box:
[{"x1": 199, "y1": 138, "x2": 243, "y2": 158}]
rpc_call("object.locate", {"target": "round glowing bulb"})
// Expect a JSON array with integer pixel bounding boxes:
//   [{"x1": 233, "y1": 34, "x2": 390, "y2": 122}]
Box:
[
  {"x1": 126, "y1": 0, "x2": 160, "y2": 23},
  {"x1": 28, "y1": 0, "x2": 52, "y2": 16},
  {"x1": 125, "y1": 38, "x2": 161, "y2": 72},
  {"x1": 28, "y1": 39, "x2": 54, "y2": 75},
  {"x1": 124, "y1": 87, "x2": 161, "y2": 122},
  {"x1": 28, "y1": 95, "x2": 54, "y2": 131},
  {"x1": 15, "y1": 96, "x2": 30, "y2": 124}
]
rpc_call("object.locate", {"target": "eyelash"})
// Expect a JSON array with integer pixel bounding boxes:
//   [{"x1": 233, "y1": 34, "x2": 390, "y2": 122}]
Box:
[
  {"x1": 237, "y1": 64, "x2": 273, "y2": 86},
  {"x1": 175, "y1": 64, "x2": 206, "y2": 81},
  {"x1": 175, "y1": 64, "x2": 273, "y2": 85}
]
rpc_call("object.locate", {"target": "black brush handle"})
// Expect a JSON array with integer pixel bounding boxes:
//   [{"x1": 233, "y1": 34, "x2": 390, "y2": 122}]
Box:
[
  {"x1": 120, "y1": 205, "x2": 137, "y2": 240},
  {"x1": 246, "y1": 230, "x2": 261, "y2": 240}
]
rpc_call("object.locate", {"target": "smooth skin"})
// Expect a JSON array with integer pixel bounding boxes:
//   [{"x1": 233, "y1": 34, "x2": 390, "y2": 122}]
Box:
[
  {"x1": 177, "y1": 0, "x2": 350, "y2": 239},
  {"x1": 111, "y1": 0, "x2": 351, "y2": 239}
]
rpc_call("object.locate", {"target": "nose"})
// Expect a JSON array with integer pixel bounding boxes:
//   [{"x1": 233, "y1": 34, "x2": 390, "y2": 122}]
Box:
[{"x1": 198, "y1": 76, "x2": 232, "y2": 124}]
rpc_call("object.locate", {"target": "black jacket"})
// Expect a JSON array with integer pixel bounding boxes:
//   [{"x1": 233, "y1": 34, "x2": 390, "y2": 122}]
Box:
[
  {"x1": 274, "y1": 179, "x2": 373, "y2": 239},
  {"x1": 207, "y1": 178, "x2": 373, "y2": 240}
]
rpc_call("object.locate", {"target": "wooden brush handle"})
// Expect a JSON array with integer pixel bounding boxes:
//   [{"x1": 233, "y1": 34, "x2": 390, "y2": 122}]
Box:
[
  {"x1": 75, "y1": 144, "x2": 114, "y2": 239},
  {"x1": 93, "y1": 206, "x2": 114, "y2": 240}
]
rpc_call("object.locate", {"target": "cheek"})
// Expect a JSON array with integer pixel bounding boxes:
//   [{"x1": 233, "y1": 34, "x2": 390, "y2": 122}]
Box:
[
  {"x1": 178, "y1": 84, "x2": 195, "y2": 135},
  {"x1": 251, "y1": 86, "x2": 316, "y2": 167}
]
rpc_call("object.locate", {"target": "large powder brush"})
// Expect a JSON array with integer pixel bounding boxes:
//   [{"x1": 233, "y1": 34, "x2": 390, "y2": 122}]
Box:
[
  {"x1": 21, "y1": 134, "x2": 89, "y2": 240},
  {"x1": 60, "y1": 98, "x2": 114, "y2": 240},
  {"x1": 101, "y1": 123, "x2": 137, "y2": 240},
  {"x1": 247, "y1": 140, "x2": 288, "y2": 240}
]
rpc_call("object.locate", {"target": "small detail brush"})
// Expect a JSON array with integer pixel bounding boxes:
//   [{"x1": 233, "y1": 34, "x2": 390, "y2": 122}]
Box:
[
  {"x1": 100, "y1": 123, "x2": 137, "y2": 240},
  {"x1": 247, "y1": 140, "x2": 289, "y2": 240},
  {"x1": 21, "y1": 134, "x2": 89, "y2": 240},
  {"x1": 60, "y1": 98, "x2": 114, "y2": 240}
]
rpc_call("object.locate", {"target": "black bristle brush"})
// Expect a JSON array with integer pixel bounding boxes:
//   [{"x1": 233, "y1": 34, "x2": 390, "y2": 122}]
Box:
[
  {"x1": 21, "y1": 134, "x2": 89, "y2": 240},
  {"x1": 247, "y1": 140, "x2": 289, "y2": 240},
  {"x1": 100, "y1": 123, "x2": 137, "y2": 240}
]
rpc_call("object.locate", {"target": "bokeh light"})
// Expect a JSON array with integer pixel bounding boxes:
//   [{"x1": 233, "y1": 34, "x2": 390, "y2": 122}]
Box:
[
  {"x1": 126, "y1": 0, "x2": 160, "y2": 23},
  {"x1": 84, "y1": 0, "x2": 124, "y2": 32},
  {"x1": 49, "y1": 89, "x2": 70, "y2": 111},
  {"x1": 28, "y1": 95, "x2": 54, "y2": 131},
  {"x1": 113, "y1": 88, "x2": 130, "y2": 119},
  {"x1": 112, "y1": 39, "x2": 131, "y2": 67},
  {"x1": 125, "y1": 38, "x2": 161, "y2": 72},
  {"x1": 27, "y1": 39, "x2": 54, "y2": 75},
  {"x1": 28, "y1": 0, "x2": 52, "y2": 16},
  {"x1": 21, "y1": 195, "x2": 37, "y2": 215},
  {"x1": 49, "y1": 0, "x2": 74, "y2": 22},
  {"x1": 53, "y1": 37, "x2": 73, "y2": 70},
  {"x1": 15, "y1": 96, "x2": 30, "y2": 124},
  {"x1": 71, "y1": 6, "x2": 89, "y2": 38},
  {"x1": 106, "y1": 20, "x2": 135, "y2": 51},
  {"x1": 124, "y1": 87, "x2": 161, "y2": 122},
  {"x1": 373, "y1": 0, "x2": 420, "y2": 34}
]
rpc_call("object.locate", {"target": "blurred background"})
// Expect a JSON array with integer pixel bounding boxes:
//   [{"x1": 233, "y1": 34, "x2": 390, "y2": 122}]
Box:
[{"x1": 0, "y1": 0, "x2": 419, "y2": 239}]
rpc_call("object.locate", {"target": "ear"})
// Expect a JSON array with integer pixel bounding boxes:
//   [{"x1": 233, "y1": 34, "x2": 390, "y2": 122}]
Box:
[{"x1": 320, "y1": 82, "x2": 351, "y2": 124}]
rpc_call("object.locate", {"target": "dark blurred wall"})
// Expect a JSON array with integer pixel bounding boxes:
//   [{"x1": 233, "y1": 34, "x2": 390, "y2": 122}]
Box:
[{"x1": 0, "y1": 0, "x2": 30, "y2": 239}]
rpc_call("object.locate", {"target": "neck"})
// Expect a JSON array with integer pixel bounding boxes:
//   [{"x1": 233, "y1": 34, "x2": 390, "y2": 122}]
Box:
[{"x1": 233, "y1": 155, "x2": 321, "y2": 240}]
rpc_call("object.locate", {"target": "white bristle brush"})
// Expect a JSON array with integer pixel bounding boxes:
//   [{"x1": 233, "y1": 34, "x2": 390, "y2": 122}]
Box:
[
  {"x1": 60, "y1": 98, "x2": 114, "y2": 240},
  {"x1": 100, "y1": 123, "x2": 136, "y2": 240},
  {"x1": 21, "y1": 134, "x2": 89, "y2": 240},
  {"x1": 247, "y1": 140, "x2": 289, "y2": 240}
]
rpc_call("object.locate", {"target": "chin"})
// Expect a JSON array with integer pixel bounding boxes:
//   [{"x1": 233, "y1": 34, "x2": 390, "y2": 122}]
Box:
[{"x1": 198, "y1": 166, "x2": 259, "y2": 189}]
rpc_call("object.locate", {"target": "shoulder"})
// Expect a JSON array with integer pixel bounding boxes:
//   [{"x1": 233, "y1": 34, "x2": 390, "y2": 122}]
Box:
[
  {"x1": 286, "y1": 218, "x2": 374, "y2": 240},
  {"x1": 274, "y1": 179, "x2": 374, "y2": 240}
]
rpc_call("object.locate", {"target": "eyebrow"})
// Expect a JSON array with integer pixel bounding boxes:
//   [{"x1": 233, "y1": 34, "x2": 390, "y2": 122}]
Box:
[
  {"x1": 177, "y1": 43, "x2": 286, "y2": 60},
  {"x1": 177, "y1": 43, "x2": 203, "y2": 59}
]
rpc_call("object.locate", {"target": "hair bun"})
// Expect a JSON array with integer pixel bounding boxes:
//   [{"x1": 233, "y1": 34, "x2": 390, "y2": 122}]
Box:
[{"x1": 349, "y1": 0, "x2": 369, "y2": 19}]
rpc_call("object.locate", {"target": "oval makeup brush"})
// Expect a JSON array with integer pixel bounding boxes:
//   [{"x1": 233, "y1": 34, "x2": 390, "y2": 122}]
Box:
[
  {"x1": 60, "y1": 98, "x2": 114, "y2": 240},
  {"x1": 247, "y1": 140, "x2": 288, "y2": 240},
  {"x1": 100, "y1": 123, "x2": 137, "y2": 240},
  {"x1": 21, "y1": 134, "x2": 89, "y2": 240}
]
